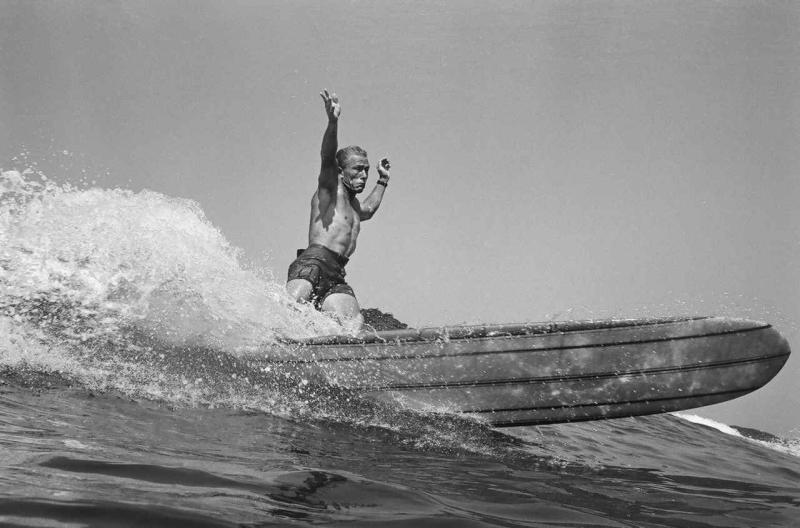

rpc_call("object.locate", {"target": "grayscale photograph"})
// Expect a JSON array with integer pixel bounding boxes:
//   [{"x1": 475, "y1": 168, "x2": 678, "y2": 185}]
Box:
[{"x1": 1, "y1": 1, "x2": 798, "y2": 526}]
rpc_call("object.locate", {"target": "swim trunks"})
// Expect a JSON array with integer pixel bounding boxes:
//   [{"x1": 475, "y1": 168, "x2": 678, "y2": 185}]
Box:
[{"x1": 287, "y1": 244, "x2": 356, "y2": 308}]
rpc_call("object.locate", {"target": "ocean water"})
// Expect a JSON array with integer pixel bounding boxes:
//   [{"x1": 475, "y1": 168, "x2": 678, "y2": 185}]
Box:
[{"x1": 2, "y1": 169, "x2": 799, "y2": 527}]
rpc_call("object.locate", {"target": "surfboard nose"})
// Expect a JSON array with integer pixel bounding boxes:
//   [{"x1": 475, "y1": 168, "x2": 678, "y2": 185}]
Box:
[
  {"x1": 703, "y1": 317, "x2": 790, "y2": 371},
  {"x1": 730, "y1": 320, "x2": 791, "y2": 392},
  {"x1": 764, "y1": 325, "x2": 791, "y2": 381}
]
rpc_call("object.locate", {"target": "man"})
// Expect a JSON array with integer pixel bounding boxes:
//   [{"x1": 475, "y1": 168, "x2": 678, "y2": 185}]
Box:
[{"x1": 286, "y1": 89, "x2": 391, "y2": 330}]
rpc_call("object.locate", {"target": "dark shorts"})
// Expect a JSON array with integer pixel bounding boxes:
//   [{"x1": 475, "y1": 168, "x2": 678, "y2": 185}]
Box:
[{"x1": 287, "y1": 244, "x2": 356, "y2": 308}]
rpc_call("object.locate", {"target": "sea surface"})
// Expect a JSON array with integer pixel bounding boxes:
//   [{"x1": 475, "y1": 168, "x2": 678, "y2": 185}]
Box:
[{"x1": 2, "y1": 169, "x2": 799, "y2": 527}]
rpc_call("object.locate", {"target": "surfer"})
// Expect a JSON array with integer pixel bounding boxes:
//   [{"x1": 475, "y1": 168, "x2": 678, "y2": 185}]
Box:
[{"x1": 286, "y1": 90, "x2": 391, "y2": 330}]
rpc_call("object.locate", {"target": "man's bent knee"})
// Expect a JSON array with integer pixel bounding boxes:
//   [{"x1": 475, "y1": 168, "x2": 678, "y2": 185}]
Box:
[
  {"x1": 287, "y1": 279, "x2": 313, "y2": 302},
  {"x1": 321, "y1": 293, "x2": 363, "y2": 328}
]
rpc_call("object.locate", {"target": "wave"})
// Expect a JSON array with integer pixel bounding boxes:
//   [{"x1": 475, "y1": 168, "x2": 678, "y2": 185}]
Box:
[
  {"x1": 0, "y1": 168, "x2": 355, "y2": 409},
  {"x1": 674, "y1": 413, "x2": 800, "y2": 458}
]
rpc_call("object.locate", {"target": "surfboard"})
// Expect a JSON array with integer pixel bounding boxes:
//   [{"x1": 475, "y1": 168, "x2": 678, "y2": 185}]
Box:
[{"x1": 273, "y1": 317, "x2": 790, "y2": 427}]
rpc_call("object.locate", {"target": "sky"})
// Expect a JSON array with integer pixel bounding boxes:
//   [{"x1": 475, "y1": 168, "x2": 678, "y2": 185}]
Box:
[{"x1": 1, "y1": 0, "x2": 798, "y2": 435}]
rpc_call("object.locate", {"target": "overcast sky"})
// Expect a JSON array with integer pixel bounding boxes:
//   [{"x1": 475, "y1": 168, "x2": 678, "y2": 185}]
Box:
[{"x1": 1, "y1": 0, "x2": 798, "y2": 435}]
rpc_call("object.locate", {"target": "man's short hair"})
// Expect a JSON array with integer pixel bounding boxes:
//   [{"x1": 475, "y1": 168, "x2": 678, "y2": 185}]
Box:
[{"x1": 336, "y1": 145, "x2": 368, "y2": 169}]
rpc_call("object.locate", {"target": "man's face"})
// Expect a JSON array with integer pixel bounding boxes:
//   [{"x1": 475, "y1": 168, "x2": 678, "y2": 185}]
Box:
[{"x1": 340, "y1": 154, "x2": 370, "y2": 194}]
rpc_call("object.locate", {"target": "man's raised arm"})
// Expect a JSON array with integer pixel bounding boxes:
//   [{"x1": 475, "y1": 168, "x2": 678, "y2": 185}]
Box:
[{"x1": 318, "y1": 89, "x2": 340, "y2": 189}]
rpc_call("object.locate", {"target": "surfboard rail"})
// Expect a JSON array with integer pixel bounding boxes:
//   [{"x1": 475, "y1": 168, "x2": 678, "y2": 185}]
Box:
[{"x1": 291, "y1": 315, "x2": 710, "y2": 347}]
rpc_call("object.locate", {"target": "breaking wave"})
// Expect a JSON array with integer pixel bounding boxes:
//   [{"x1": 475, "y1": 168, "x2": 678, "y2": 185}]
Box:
[{"x1": 0, "y1": 166, "x2": 351, "y2": 411}]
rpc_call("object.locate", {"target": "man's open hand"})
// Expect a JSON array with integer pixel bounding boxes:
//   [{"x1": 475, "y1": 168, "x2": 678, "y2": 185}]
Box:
[{"x1": 320, "y1": 89, "x2": 340, "y2": 121}]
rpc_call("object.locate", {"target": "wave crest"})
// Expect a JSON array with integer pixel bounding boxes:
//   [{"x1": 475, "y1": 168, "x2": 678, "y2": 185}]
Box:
[{"x1": 0, "y1": 168, "x2": 343, "y2": 405}]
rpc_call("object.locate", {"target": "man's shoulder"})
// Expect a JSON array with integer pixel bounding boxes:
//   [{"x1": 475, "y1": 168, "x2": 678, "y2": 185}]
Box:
[
  {"x1": 315, "y1": 178, "x2": 341, "y2": 197},
  {"x1": 312, "y1": 181, "x2": 343, "y2": 209}
]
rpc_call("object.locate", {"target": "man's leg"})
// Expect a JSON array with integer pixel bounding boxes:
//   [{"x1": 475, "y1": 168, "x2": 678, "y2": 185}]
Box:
[
  {"x1": 286, "y1": 279, "x2": 314, "y2": 302},
  {"x1": 321, "y1": 293, "x2": 364, "y2": 330}
]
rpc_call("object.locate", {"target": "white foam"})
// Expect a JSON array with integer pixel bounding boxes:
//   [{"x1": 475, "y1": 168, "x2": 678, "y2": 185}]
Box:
[
  {"x1": 672, "y1": 413, "x2": 744, "y2": 437},
  {"x1": 0, "y1": 167, "x2": 352, "y2": 414},
  {"x1": 0, "y1": 169, "x2": 343, "y2": 349},
  {"x1": 674, "y1": 413, "x2": 800, "y2": 459}
]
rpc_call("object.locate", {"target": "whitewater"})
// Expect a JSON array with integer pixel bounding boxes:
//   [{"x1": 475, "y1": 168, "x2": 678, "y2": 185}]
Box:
[{"x1": 1, "y1": 169, "x2": 799, "y2": 527}]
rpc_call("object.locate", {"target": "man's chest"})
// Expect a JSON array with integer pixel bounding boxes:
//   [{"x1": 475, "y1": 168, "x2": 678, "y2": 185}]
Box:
[{"x1": 314, "y1": 192, "x2": 361, "y2": 228}]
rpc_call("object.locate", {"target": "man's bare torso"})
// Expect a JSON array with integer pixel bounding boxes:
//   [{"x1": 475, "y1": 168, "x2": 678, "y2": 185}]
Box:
[{"x1": 308, "y1": 181, "x2": 362, "y2": 258}]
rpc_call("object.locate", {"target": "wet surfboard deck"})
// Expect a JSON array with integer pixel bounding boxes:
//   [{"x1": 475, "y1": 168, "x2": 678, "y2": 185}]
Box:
[{"x1": 273, "y1": 317, "x2": 791, "y2": 427}]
